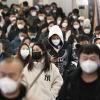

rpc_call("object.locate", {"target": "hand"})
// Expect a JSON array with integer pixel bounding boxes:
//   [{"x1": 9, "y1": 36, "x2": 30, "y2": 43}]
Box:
[{"x1": 50, "y1": 56, "x2": 58, "y2": 63}]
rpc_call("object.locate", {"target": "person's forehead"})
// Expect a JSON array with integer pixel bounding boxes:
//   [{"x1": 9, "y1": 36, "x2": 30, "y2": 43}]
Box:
[
  {"x1": 30, "y1": 9, "x2": 36, "y2": 12},
  {"x1": 21, "y1": 45, "x2": 28, "y2": 49},
  {"x1": 63, "y1": 20, "x2": 67, "y2": 22},
  {"x1": 57, "y1": 17, "x2": 62, "y2": 19},
  {"x1": 80, "y1": 40, "x2": 88, "y2": 43},
  {"x1": 80, "y1": 53, "x2": 99, "y2": 58},
  {"x1": 24, "y1": 39, "x2": 30, "y2": 44},
  {"x1": 47, "y1": 16, "x2": 54, "y2": 19},
  {"x1": 96, "y1": 39, "x2": 100, "y2": 43},
  {"x1": 10, "y1": 15, "x2": 15, "y2": 17},
  {"x1": 17, "y1": 20, "x2": 24, "y2": 23},
  {"x1": 38, "y1": 13, "x2": 45, "y2": 16},
  {"x1": 33, "y1": 45, "x2": 42, "y2": 51},
  {"x1": 95, "y1": 30, "x2": 100, "y2": 32},
  {"x1": 0, "y1": 61, "x2": 22, "y2": 74},
  {"x1": 51, "y1": 34, "x2": 60, "y2": 38}
]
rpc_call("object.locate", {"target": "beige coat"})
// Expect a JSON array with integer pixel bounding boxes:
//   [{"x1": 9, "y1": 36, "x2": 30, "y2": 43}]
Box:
[{"x1": 22, "y1": 63, "x2": 63, "y2": 100}]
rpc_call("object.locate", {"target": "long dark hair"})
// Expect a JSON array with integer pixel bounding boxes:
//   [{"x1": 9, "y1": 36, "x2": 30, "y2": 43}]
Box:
[
  {"x1": 28, "y1": 42, "x2": 50, "y2": 72},
  {"x1": 16, "y1": 43, "x2": 31, "y2": 67}
]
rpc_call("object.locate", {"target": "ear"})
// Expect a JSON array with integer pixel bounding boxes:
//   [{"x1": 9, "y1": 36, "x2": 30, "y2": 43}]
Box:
[
  {"x1": 20, "y1": 74, "x2": 24, "y2": 80},
  {"x1": 18, "y1": 74, "x2": 24, "y2": 82}
]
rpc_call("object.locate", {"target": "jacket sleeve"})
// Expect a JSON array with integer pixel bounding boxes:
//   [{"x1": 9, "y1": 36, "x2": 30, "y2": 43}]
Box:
[
  {"x1": 57, "y1": 82, "x2": 67, "y2": 100},
  {"x1": 21, "y1": 65, "x2": 30, "y2": 89},
  {"x1": 50, "y1": 63, "x2": 63, "y2": 98}
]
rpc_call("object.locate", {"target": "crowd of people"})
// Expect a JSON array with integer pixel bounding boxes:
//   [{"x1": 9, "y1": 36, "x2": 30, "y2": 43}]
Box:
[{"x1": 0, "y1": 0, "x2": 100, "y2": 100}]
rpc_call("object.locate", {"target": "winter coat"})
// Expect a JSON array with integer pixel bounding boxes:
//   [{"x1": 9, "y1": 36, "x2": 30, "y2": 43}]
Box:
[
  {"x1": 57, "y1": 68, "x2": 100, "y2": 100},
  {"x1": 43, "y1": 26, "x2": 74, "y2": 76},
  {"x1": 22, "y1": 62, "x2": 63, "y2": 100}
]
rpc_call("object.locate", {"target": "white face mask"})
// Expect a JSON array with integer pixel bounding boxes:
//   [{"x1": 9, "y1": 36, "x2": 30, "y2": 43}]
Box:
[
  {"x1": 52, "y1": 39, "x2": 60, "y2": 46},
  {"x1": 31, "y1": 12, "x2": 37, "y2": 16},
  {"x1": 96, "y1": 44, "x2": 100, "y2": 49},
  {"x1": 20, "y1": 49, "x2": 29, "y2": 59},
  {"x1": 80, "y1": 22, "x2": 83, "y2": 26},
  {"x1": 73, "y1": 24, "x2": 80, "y2": 29},
  {"x1": 0, "y1": 77, "x2": 18, "y2": 94},
  {"x1": 57, "y1": 20, "x2": 61, "y2": 25},
  {"x1": 62, "y1": 22, "x2": 68, "y2": 28},
  {"x1": 19, "y1": 36, "x2": 24, "y2": 41},
  {"x1": 80, "y1": 60, "x2": 98, "y2": 74},
  {"x1": 73, "y1": 15, "x2": 77, "y2": 19},
  {"x1": 84, "y1": 29, "x2": 91, "y2": 34},
  {"x1": 47, "y1": 20, "x2": 52, "y2": 24},
  {"x1": 29, "y1": 35, "x2": 36, "y2": 39},
  {"x1": 38, "y1": 16, "x2": 44, "y2": 21},
  {"x1": 29, "y1": 47, "x2": 32, "y2": 54},
  {"x1": 53, "y1": 10, "x2": 56, "y2": 13},
  {"x1": 17, "y1": 24, "x2": 24, "y2": 29}
]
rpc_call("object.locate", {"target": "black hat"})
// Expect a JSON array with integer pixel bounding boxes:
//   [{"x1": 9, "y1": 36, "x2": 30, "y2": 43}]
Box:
[
  {"x1": 29, "y1": 26, "x2": 38, "y2": 33},
  {"x1": 95, "y1": 25, "x2": 100, "y2": 31}
]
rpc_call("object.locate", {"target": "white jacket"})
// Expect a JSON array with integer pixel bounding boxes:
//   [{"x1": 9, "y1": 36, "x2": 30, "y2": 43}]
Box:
[{"x1": 22, "y1": 62, "x2": 63, "y2": 100}]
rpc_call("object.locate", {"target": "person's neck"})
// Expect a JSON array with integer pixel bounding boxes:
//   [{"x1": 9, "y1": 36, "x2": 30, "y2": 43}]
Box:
[
  {"x1": 81, "y1": 72, "x2": 98, "y2": 83},
  {"x1": 2, "y1": 88, "x2": 20, "y2": 99}
]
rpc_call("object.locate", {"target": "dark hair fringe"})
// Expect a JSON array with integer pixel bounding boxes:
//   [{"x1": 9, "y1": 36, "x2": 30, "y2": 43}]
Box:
[
  {"x1": 28, "y1": 42, "x2": 50, "y2": 72},
  {"x1": 78, "y1": 44, "x2": 100, "y2": 58}
]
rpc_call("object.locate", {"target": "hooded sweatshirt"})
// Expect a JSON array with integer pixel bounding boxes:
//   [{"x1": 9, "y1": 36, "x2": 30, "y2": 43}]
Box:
[{"x1": 43, "y1": 25, "x2": 73, "y2": 76}]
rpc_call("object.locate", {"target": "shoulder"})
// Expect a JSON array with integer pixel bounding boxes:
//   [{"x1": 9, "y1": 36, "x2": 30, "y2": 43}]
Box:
[{"x1": 50, "y1": 63, "x2": 59, "y2": 72}]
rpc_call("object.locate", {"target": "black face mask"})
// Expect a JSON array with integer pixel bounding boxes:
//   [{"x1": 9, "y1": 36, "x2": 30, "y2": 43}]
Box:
[{"x1": 32, "y1": 52, "x2": 43, "y2": 61}]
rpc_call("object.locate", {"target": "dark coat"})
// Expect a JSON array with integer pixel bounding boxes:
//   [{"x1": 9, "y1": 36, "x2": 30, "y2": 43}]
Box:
[
  {"x1": 43, "y1": 38, "x2": 74, "y2": 77},
  {"x1": 57, "y1": 68, "x2": 100, "y2": 100}
]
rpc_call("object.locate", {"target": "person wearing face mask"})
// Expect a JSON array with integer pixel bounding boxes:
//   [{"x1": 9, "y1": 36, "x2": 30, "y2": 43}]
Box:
[
  {"x1": 60, "y1": 17, "x2": 70, "y2": 41},
  {"x1": 67, "y1": 9, "x2": 79, "y2": 27},
  {"x1": 82, "y1": 18, "x2": 93, "y2": 40},
  {"x1": 0, "y1": 57, "x2": 27, "y2": 100},
  {"x1": 72, "y1": 34, "x2": 90, "y2": 65},
  {"x1": 38, "y1": 10, "x2": 46, "y2": 22},
  {"x1": 92, "y1": 25, "x2": 100, "y2": 42},
  {"x1": 72, "y1": 20, "x2": 82, "y2": 37},
  {"x1": 6, "y1": 12, "x2": 17, "y2": 38},
  {"x1": 28, "y1": 25, "x2": 40, "y2": 42},
  {"x1": 72, "y1": 9, "x2": 79, "y2": 20},
  {"x1": 22, "y1": 1, "x2": 29, "y2": 18},
  {"x1": 78, "y1": 16, "x2": 85, "y2": 27},
  {"x1": 67, "y1": 20, "x2": 83, "y2": 46},
  {"x1": 16, "y1": 17, "x2": 27, "y2": 30},
  {"x1": 39, "y1": 21, "x2": 56, "y2": 43},
  {"x1": 42, "y1": 25, "x2": 74, "y2": 78},
  {"x1": 0, "y1": 40, "x2": 11, "y2": 61},
  {"x1": 93, "y1": 38, "x2": 100, "y2": 49},
  {"x1": 44, "y1": 4, "x2": 51, "y2": 15},
  {"x1": 46, "y1": 14, "x2": 55, "y2": 24},
  {"x1": 57, "y1": 44, "x2": 100, "y2": 100},
  {"x1": 22, "y1": 42, "x2": 63, "y2": 100},
  {"x1": 26, "y1": 7, "x2": 38, "y2": 27},
  {"x1": 11, "y1": 30, "x2": 28, "y2": 54},
  {"x1": 37, "y1": 10, "x2": 47, "y2": 32},
  {"x1": 7, "y1": 17, "x2": 28, "y2": 41},
  {"x1": 56, "y1": 16, "x2": 62, "y2": 26},
  {"x1": 16, "y1": 43, "x2": 31, "y2": 67}
]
